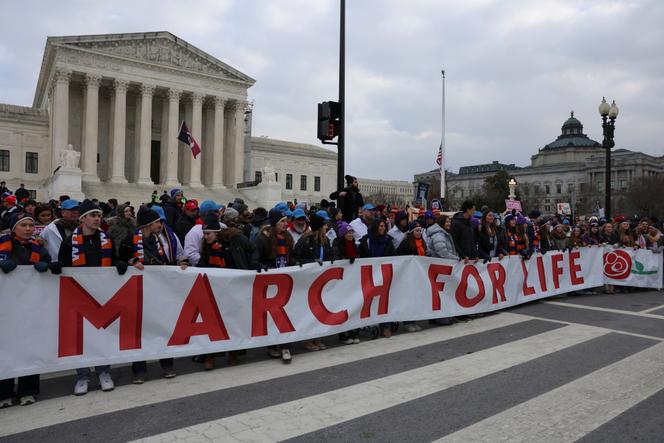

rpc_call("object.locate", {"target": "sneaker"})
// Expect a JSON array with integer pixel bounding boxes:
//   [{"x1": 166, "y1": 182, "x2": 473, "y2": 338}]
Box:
[
  {"x1": 281, "y1": 349, "x2": 292, "y2": 363},
  {"x1": 353, "y1": 338, "x2": 360, "y2": 344},
  {"x1": 414, "y1": 324, "x2": 423, "y2": 332},
  {"x1": 132, "y1": 375, "x2": 145, "y2": 385},
  {"x1": 405, "y1": 324, "x2": 418, "y2": 333},
  {"x1": 0, "y1": 397, "x2": 13, "y2": 408},
  {"x1": 341, "y1": 337, "x2": 354, "y2": 345},
  {"x1": 99, "y1": 371, "x2": 115, "y2": 392},
  {"x1": 162, "y1": 370, "x2": 177, "y2": 379},
  {"x1": 74, "y1": 379, "x2": 89, "y2": 396},
  {"x1": 267, "y1": 348, "x2": 281, "y2": 358},
  {"x1": 19, "y1": 395, "x2": 35, "y2": 406},
  {"x1": 314, "y1": 340, "x2": 326, "y2": 350},
  {"x1": 204, "y1": 356, "x2": 215, "y2": 371},
  {"x1": 304, "y1": 341, "x2": 320, "y2": 352}
]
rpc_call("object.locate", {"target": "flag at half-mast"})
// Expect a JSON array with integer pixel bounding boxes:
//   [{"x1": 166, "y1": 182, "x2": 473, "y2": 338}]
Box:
[{"x1": 177, "y1": 121, "x2": 201, "y2": 158}]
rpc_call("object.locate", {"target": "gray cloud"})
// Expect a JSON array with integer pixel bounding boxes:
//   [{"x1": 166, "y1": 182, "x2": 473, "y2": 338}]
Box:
[{"x1": 1, "y1": 0, "x2": 662, "y2": 181}]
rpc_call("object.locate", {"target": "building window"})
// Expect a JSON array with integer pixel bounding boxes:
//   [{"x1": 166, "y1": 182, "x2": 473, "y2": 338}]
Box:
[
  {"x1": 286, "y1": 174, "x2": 293, "y2": 190},
  {"x1": 314, "y1": 176, "x2": 321, "y2": 192},
  {"x1": 29, "y1": 190, "x2": 36, "y2": 199},
  {"x1": 619, "y1": 179, "x2": 627, "y2": 190},
  {"x1": 275, "y1": 172, "x2": 278, "y2": 182},
  {"x1": 300, "y1": 175, "x2": 307, "y2": 191},
  {"x1": 545, "y1": 205, "x2": 551, "y2": 212},
  {"x1": 254, "y1": 170, "x2": 262, "y2": 183},
  {"x1": 545, "y1": 184, "x2": 550, "y2": 194},
  {"x1": 25, "y1": 152, "x2": 38, "y2": 174},
  {"x1": 556, "y1": 183, "x2": 562, "y2": 194},
  {"x1": 567, "y1": 183, "x2": 575, "y2": 193},
  {"x1": 0, "y1": 150, "x2": 8, "y2": 172}
]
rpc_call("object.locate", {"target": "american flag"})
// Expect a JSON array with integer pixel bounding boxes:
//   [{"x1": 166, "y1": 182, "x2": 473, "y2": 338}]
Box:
[
  {"x1": 177, "y1": 121, "x2": 202, "y2": 159},
  {"x1": 436, "y1": 143, "x2": 443, "y2": 166}
]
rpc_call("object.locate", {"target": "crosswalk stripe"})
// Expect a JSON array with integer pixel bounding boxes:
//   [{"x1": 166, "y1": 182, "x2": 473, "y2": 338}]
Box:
[
  {"x1": 436, "y1": 341, "x2": 664, "y2": 443},
  {"x1": 543, "y1": 300, "x2": 664, "y2": 319},
  {"x1": 132, "y1": 323, "x2": 608, "y2": 443},
  {"x1": 0, "y1": 312, "x2": 529, "y2": 437}
]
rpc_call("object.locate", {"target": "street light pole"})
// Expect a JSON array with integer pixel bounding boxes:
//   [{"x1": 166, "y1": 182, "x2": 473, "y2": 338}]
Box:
[
  {"x1": 337, "y1": 0, "x2": 346, "y2": 193},
  {"x1": 598, "y1": 97, "x2": 619, "y2": 220}
]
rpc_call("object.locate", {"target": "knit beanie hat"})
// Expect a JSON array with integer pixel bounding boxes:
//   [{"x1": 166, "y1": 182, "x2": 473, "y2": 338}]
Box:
[
  {"x1": 516, "y1": 215, "x2": 528, "y2": 225},
  {"x1": 345, "y1": 174, "x2": 355, "y2": 185},
  {"x1": 338, "y1": 221, "x2": 353, "y2": 237},
  {"x1": 170, "y1": 188, "x2": 182, "y2": 198},
  {"x1": 222, "y1": 207, "x2": 239, "y2": 224},
  {"x1": 202, "y1": 213, "x2": 221, "y2": 231},
  {"x1": 309, "y1": 213, "x2": 326, "y2": 231},
  {"x1": 252, "y1": 207, "x2": 268, "y2": 223},
  {"x1": 9, "y1": 213, "x2": 34, "y2": 232},
  {"x1": 504, "y1": 214, "x2": 515, "y2": 225},
  {"x1": 407, "y1": 221, "x2": 422, "y2": 232},
  {"x1": 269, "y1": 208, "x2": 286, "y2": 226},
  {"x1": 78, "y1": 199, "x2": 102, "y2": 219},
  {"x1": 136, "y1": 206, "x2": 161, "y2": 228}
]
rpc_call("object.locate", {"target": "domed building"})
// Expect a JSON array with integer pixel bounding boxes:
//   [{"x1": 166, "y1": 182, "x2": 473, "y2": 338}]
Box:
[{"x1": 416, "y1": 111, "x2": 663, "y2": 214}]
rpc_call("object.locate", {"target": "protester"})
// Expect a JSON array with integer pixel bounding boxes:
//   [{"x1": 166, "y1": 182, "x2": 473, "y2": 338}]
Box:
[
  {"x1": 174, "y1": 200, "x2": 199, "y2": 244},
  {"x1": 183, "y1": 200, "x2": 224, "y2": 266},
  {"x1": 163, "y1": 188, "x2": 184, "y2": 228},
  {"x1": 396, "y1": 221, "x2": 428, "y2": 332},
  {"x1": 387, "y1": 211, "x2": 409, "y2": 249},
  {"x1": 41, "y1": 199, "x2": 80, "y2": 260},
  {"x1": 107, "y1": 203, "x2": 136, "y2": 255},
  {"x1": 451, "y1": 200, "x2": 478, "y2": 261},
  {"x1": 350, "y1": 203, "x2": 377, "y2": 244},
  {"x1": 477, "y1": 211, "x2": 506, "y2": 261},
  {"x1": 426, "y1": 214, "x2": 459, "y2": 260},
  {"x1": 329, "y1": 174, "x2": 364, "y2": 223},
  {"x1": 288, "y1": 208, "x2": 310, "y2": 244}
]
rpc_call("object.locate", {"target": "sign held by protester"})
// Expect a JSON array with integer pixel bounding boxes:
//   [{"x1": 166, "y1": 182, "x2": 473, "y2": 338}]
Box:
[{"x1": 505, "y1": 199, "x2": 522, "y2": 212}]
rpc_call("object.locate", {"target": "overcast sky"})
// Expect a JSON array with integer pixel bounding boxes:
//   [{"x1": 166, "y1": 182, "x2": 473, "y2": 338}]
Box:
[{"x1": 1, "y1": 0, "x2": 662, "y2": 181}]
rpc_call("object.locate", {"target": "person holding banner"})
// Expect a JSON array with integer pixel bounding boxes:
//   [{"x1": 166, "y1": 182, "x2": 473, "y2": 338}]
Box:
[
  {"x1": 503, "y1": 214, "x2": 531, "y2": 258},
  {"x1": 477, "y1": 211, "x2": 506, "y2": 262},
  {"x1": 332, "y1": 222, "x2": 362, "y2": 345},
  {"x1": 358, "y1": 218, "x2": 397, "y2": 338},
  {"x1": 451, "y1": 201, "x2": 479, "y2": 262},
  {"x1": 253, "y1": 208, "x2": 296, "y2": 363},
  {"x1": 57, "y1": 199, "x2": 126, "y2": 396},
  {"x1": 0, "y1": 213, "x2": 53, "y2": 407},
  {"x1": 426, "y1": 214, "x2": 459, "y2": 261},
  {"x1": 396, "y1": 221, "x2": 428, "y2": 333}
]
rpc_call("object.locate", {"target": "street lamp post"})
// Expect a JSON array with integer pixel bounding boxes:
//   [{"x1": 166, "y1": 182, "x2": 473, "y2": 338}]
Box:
[
  {"x1": 508, "y1": 178, "x2": 517, "y2": 201},
  {"x1": 598, "y1": 97, "x2": 619, "y2": 220}
]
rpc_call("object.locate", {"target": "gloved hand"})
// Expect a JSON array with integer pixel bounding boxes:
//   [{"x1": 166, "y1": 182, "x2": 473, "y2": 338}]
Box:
[
  {"x1": 33, "y1": 261, "x2": 49, "y2": 273},
  {"x1": 541, "y1": 249, "x2": 547, "y2": 255},
  {"x1": 0, "y1": 259, "x2": 17, "y2": 274},
  {"x1": 49, "y1": 261, "x2": 63, "y2": 275},
  {"x1": 256, "y1": 264, "x2": 269, "y2": 273},
  {"x1": 116, "y1": 261, "x2": 129, "y2": 275},
  {"x1": 482, "y1": 257, "x2": 490, "y2": 264},
  {"x1": 315, "y1": 259, "x2": 324, "y2": 266},
  {"x1": 349, "y1": 257, "x2": 355, "y2": 264},
  {"x1": 519, "y1": 250, "x2": 530, "y2": 260}
]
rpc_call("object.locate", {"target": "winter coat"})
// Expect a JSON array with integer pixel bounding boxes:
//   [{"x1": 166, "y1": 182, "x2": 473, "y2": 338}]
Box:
[
  {"x1": 252, "y1": 227, "x2": 295, "y2": 269},
  {"x1": 396, "y1": 233, "x2": 428, "y2": 256},
  {"x1": 358, "y1": 233, "x2": 396, "y2": 258},
  {"x1": 198, "y1": 228, "x2": 257, "y2": 270},
  {"x1": 332, "y1": 237, "x2": 358, "y2": 260},
  {"x1": 329, "y1": 186, "x2": 364, "y2": 223},
  {"x1": 174, "y1": 213, "x2": 197, "y2": 244},
  {"x1": 107, "y1": 212, "x2": 136, "y2": 255},
  {"x1": 0, "y1": 236, "x2": 51, "y2": 265},
  {"x1": 477, "y1": 227, "x2": 507, "y2": 259},
  {"x1": 450, "y1": 212, "x2": 477, "y2": 259},
  {"x1": 425, "y1": 224, "x2": 459, "y2": 260},
  {"x1": 293, "y1": 232, "x2": 334, "y2": 264},
  {"x1": 162, "y1": 199, "x2": 181, "y2": 229}
]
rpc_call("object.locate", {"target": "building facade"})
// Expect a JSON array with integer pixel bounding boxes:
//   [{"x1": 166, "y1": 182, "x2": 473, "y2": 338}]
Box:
[
  {"x1": 415, "y1": 112, "x2": 664, "y2": 213},
  {"x1": 358, "y1": 178, "x2": 414, "y2": 208}
]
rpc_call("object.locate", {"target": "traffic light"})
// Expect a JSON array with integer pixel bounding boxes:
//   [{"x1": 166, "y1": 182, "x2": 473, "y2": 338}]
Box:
[{"x1": 317, "y1": 101, "x2": 340, "y2": 141}]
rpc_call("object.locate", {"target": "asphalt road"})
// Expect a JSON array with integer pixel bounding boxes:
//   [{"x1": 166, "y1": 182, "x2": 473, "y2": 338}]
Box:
[{"x1": 1, "y1": 289, "x2": 663, "y2": 442}]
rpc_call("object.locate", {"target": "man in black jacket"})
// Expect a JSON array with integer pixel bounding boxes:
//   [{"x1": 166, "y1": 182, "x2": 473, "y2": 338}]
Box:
[
  {"x1": 451, "y1": 200, "x2": 478, "y2": 260},
  {"x1": 329, "y1": 175, "x2": 364, "y2": 223}
]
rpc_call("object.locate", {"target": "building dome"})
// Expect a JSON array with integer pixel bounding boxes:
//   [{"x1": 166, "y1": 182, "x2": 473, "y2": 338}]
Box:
[{"x1": 542, "y1": 111, "x2": 601, "y2": 150}]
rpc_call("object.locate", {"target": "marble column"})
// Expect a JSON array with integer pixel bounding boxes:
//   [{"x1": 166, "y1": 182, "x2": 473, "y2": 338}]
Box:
[
  {"x1": 233, "y1": 100, "x2": 247, "y2": 186},
  {"x1": 223, "y1": 101, "x2": 237, "y2": 187},
  {"x1": 51, "y1": 69, "x2": 71, "y2": 164},
  {"x1": 82, "y1": 73, "x2": 101, "y2": 181},
  {"x1": 186, "y1": 92, "x2": 204, "y2": 187},
  {"x1": 211, "y1": 96, "x2": 226, "y2": 188},
  {"x1": 161, "y1": 88, "x2": 181, "y2": 187},
  {"x1": 109, "y1": 79, "x2": 129, "y2": 183},
  {"x1": 136, "y1": 84, "x2": 155, "y2": 184}
]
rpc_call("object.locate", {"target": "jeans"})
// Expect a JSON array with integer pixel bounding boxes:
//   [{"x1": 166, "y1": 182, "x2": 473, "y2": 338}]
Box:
[
  {"x1": 76, "y1": 366, "x2": 110, "y2": 382},
  {"x1": 132, "y1": 359, "x2": 174, "y2": 375}
]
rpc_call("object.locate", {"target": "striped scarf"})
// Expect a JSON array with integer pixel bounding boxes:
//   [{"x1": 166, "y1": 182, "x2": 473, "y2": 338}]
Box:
[
  {"x1": 132, "y1": 229, "x2": 166, "y2": 265},
  {"x1": 275, "y1": 233, "x2": 289, "y2": 268},
  {"x1": 531, "y1": 224, "x2": 541, "y2": 250},
  {"x1": 208, "y1": 242, "x2": 227, "y2": 268},
  {"x1": 506, "y1": 230, "x2": 527, "y2": 255},
  {"x1": 161, "y1": 224, "x2": 179, "y2": 264},
  {"x1": 71, "y1": 227, "x2": 113, "y2": 267},
  {"x1": 0, "y1": 234, "x2": 43, "y2": 264}
]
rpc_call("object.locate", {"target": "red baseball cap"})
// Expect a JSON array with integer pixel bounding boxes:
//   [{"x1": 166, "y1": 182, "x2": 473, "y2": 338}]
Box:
[{"x1": 184, "y1": 200, "x2": 199, "y2": 211}]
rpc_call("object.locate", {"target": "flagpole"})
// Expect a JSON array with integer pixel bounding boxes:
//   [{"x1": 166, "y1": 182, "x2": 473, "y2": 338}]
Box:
[{"x1": 440, "y1": 69, "x2": 446, "y2": 200}]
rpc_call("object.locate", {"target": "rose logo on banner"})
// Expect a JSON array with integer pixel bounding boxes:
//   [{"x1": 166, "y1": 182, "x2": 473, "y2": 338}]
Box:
[{"x1": 603, "y1": 250, "x2": 632, "y2": 279}]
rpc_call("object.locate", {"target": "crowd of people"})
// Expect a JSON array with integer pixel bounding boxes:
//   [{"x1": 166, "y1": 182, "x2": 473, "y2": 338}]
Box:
[{"x1": 0, "y1": 174, "x2": 662, "y2": 409}]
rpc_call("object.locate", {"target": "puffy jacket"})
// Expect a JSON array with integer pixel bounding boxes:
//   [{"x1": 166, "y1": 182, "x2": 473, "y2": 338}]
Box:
[
  {"x1": 426, "y1": 224, "x2": 459, "y2": 260},
  {"x1": 293, "y1": 232, "x2": 334, "y2": 264}
]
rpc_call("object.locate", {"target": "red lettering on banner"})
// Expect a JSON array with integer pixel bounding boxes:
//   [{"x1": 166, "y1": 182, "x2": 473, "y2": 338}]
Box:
[
  {"x1": 308, "y1": 267, "x2": 348, "y2": 325},
  {"x1": 455, "y1": 265, "x2": 485, "y2": 308},
  {"x1": 360, "y1": 264, "x2": 393, "y2": 318},
  {"x1": 251, "y1": 274, "x2": 295, "y2": 337},
  {"x1": 168, "y1": 274, "x2": 229, "y2": 346},
  {"x1": 569, "y1": 250, "x2": 585, "y2": 285},
  {"x1": 428, "y1": 264, "x2": 453, "y2": 311},
  {"x1": 551, "y1": 254, "x2": 564, "y2": 289},
  {"x1": 536, "y1": 256, "x2": 547, "y2": 292},
  {"x1": 521, "y1": 260, "x2": 536, "y2": 296},
  {"x1": 487, "y1": 263, "x2": 507, "y2": 304},
  {"x1": 58, "y1": 276, "x2": 143, "y2": 357}
]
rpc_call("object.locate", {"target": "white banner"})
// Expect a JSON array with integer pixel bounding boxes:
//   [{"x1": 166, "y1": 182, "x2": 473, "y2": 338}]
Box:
[
  {"x1": 0, "y1": 247, "x2": 660, "y2": 379},
  {"x1": 602, "y1": 247, "x2": 663, "y2": 288}
]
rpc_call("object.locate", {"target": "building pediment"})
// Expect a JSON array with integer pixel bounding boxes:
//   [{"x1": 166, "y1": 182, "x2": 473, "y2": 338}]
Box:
[{"x1": 34, "y1": 32, "x2": 255, "y2": 107}]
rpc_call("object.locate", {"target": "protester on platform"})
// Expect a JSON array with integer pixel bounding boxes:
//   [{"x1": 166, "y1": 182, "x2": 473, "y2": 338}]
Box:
[
  {"x1": 252, "y1": 208, "x2": 295, "y2": 362},
  {"x1": 329, "y1": 174, "x2": 364, "y2": 223},
  {"x1": 127, "y1": 206, "x2": 183, "y2": 383},
  {"x1": 41, "y1": 199, "x2": 80, "y2": 260},
  {"x1": 107, "y1": 203, "x2": 136, "y2": 255},
  {"x1": 358, "y1": 218, "x2": 396, "y2": 338},
  {"x1": 477, "y1": 211, "x2": 506, "y2": 261},
  {"x1": 451, "y1": 201, "x2": 478, "y2": 261},
  {"x1": 58, "y1": 200, "x2": 124, "y2": 396},
  {"x1": 387, "y1": 211, "x2": 409, "y2": 249},
  {"x1": 174, "y1": 200, "x2": 199, "y2": 244},
  {"x1": 0, "y1": 213, "x2": 54, "y2": 407}
]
